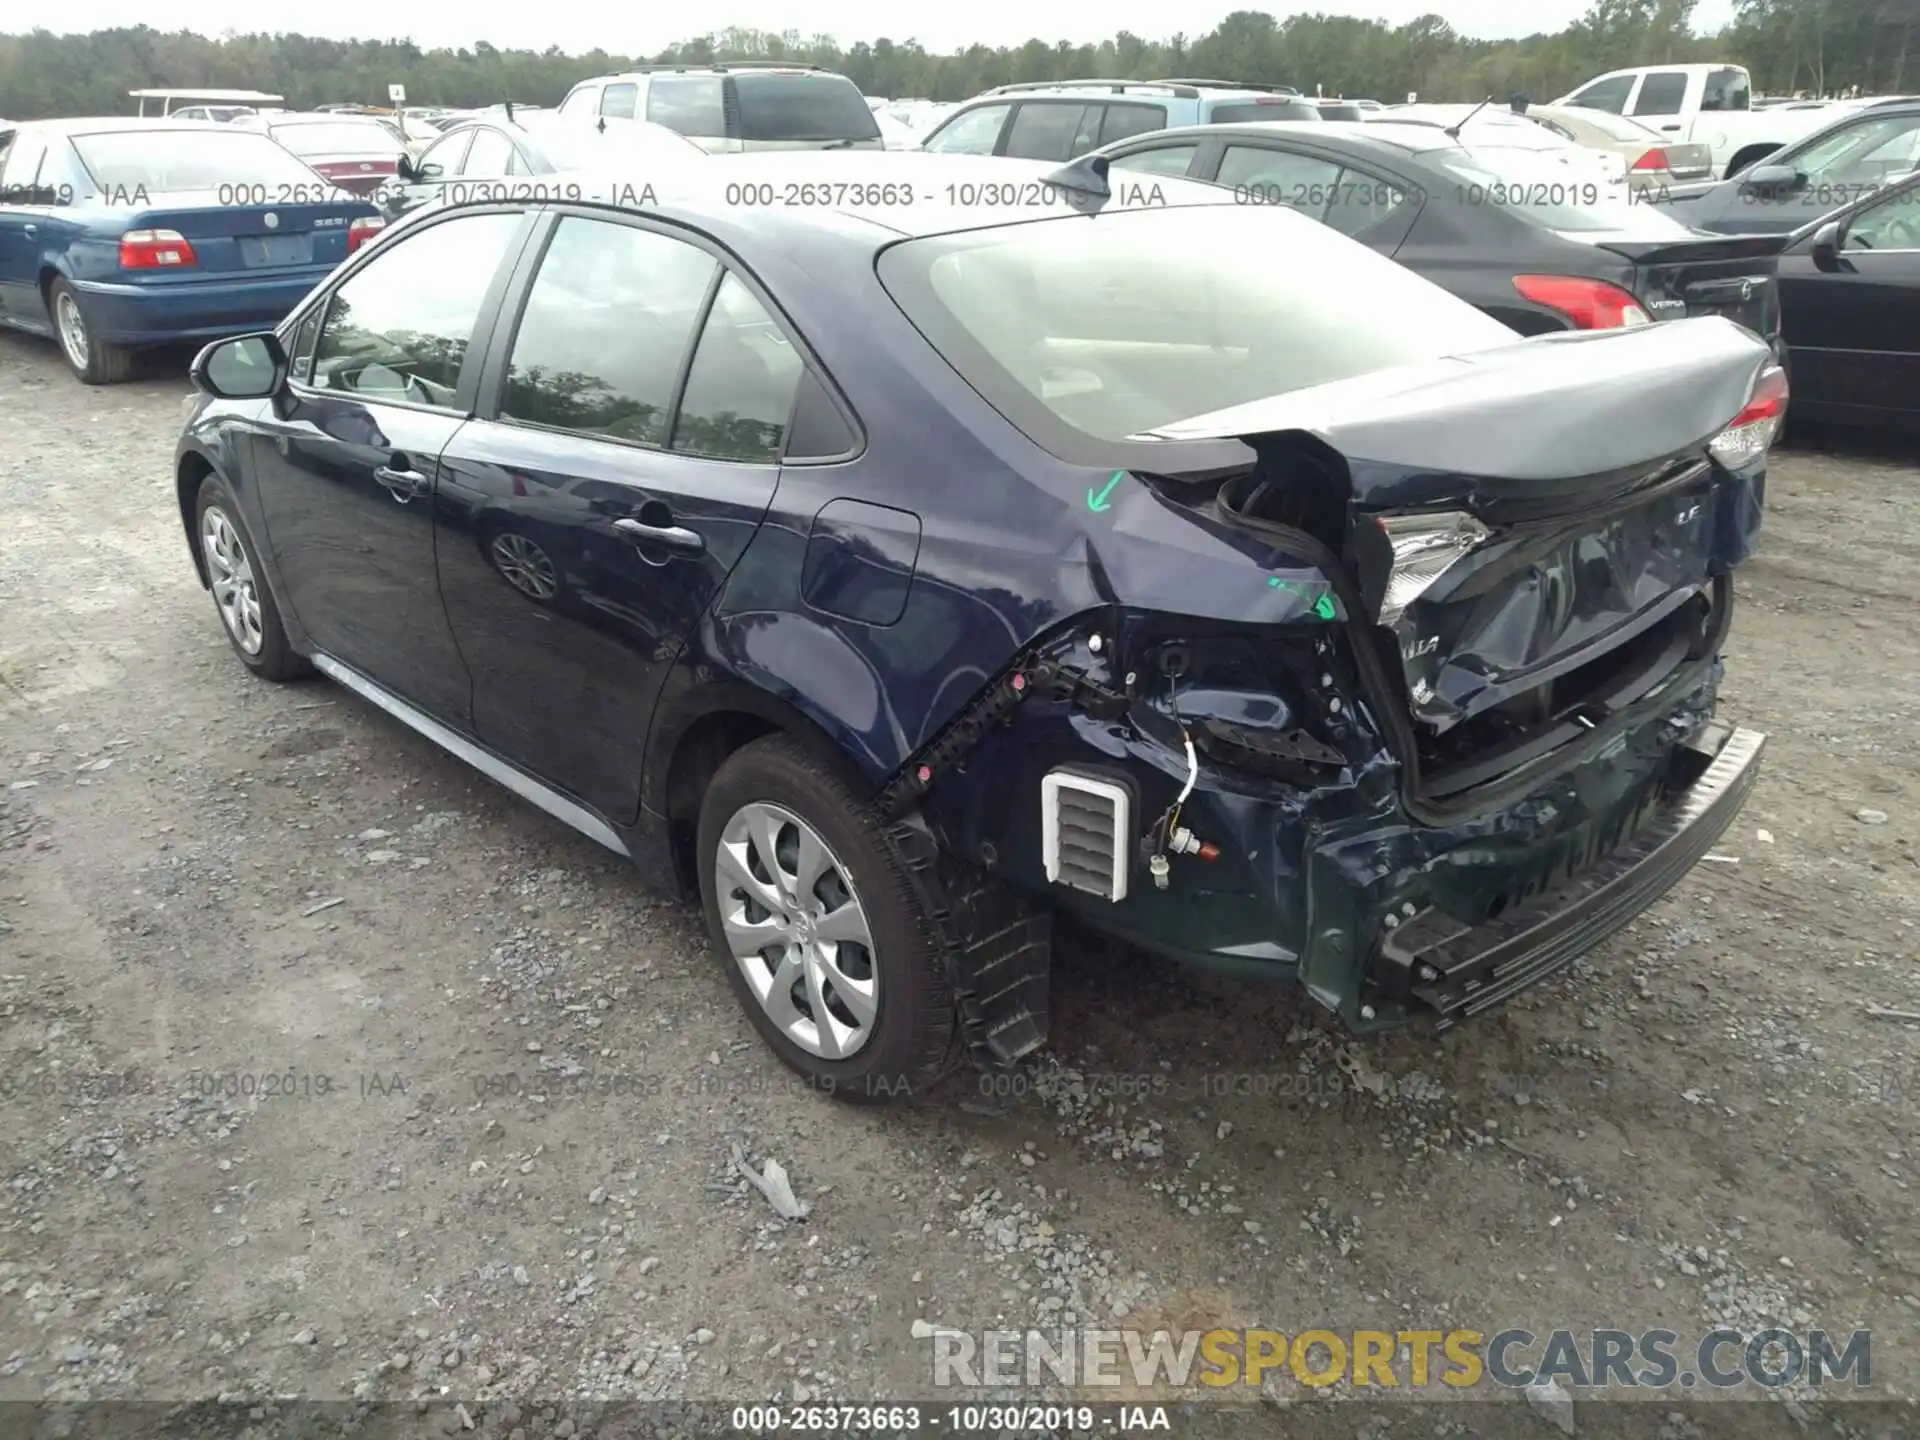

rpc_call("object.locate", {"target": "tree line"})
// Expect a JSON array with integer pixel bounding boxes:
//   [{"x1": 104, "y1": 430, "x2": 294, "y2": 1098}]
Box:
[{"x1": 0, "y1": 0, "x2": 1912, "y2": 123}]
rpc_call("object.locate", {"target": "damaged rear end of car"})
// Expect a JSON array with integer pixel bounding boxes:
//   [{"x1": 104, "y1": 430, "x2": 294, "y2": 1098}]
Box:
[
  {"x1": 903, "y1": 327, "x2": 1779, "y2": 1048},
  {"x1": 871, "y1": 198, "x2": 1781, "y2": 1063}
]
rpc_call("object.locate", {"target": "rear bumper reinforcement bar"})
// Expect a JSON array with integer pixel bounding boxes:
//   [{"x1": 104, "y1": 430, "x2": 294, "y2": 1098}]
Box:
[{"x1": 1374, "y1": 724, "x2": 1765, "y2": 1030}]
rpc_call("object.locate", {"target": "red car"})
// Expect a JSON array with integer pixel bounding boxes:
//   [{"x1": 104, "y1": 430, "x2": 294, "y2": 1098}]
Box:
[{"x1": 242, "y1": 113, "x2": 403, "y2": 195}]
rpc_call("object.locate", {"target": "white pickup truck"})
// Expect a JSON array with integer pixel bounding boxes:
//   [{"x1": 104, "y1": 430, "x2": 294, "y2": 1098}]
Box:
[{"x1": 1551, "y1": 64, "x2": 1855, "y2": 178}]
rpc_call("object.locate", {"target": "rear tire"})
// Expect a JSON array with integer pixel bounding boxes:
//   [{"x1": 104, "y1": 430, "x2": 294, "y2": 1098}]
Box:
[
  {"x1": 48, "y1": 278, "x2": 134, "y2": 385},
  {"x1": 193, "y1": 474, "x2": 308, "y2": 681},
  {"x1": 696, "y1": 734, "x2": 956, "y2": 1105}
]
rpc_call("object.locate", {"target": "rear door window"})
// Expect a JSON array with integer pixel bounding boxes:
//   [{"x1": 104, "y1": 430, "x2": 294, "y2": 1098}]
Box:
[
  {"x1": 1005, "y1": 102, "x2": 1091, "y2": 161},
  {"x1": 1, "y1": 132, "x2": 48, "y2": 193},
  {"x1": 1566, "y1": 75, "x2": 1633, "y2": 115},
  {"x1": 671, "y1": 272, "x2": 805, "y2": 462},
  {"x1": 1108, "y1": 143, "x2": 1201, "y2": 178},
  {"x1": 1629, "y1": 73, "x2": 1689, "y2": 118},
  {"x1": 1098, "y1": 103, "x2": 1167, "y2": 147},
  {"x1": 646, "y1": 77, "x2": 727, "y2": 139},
  {"x1": 1215, "y1": 144, "x2": 1343, "y2": 218},
  {"x1": 1324, "y1": 167, "x2": 1413, "y2": 240},
  {"x1": 924, "y1": 104, "x2": 1010, "y2": 155},
  {"x1": 735, "y1": 74, "x2": 881, "y2": 143},
  {"x1": 501, "y1": 216, "x2": 719, "y2": 445}
]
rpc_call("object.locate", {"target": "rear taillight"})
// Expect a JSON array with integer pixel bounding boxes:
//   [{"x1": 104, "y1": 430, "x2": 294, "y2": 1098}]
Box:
[
  {"x1": 119, "y1": 229, "x2": 198, "y2": 269},
  {"x1": 1513, "y1": 274, "x2": 1651, "y2": 330},
  {"x1": 347, "y1": 216, "x2": 386, "y2": 253},
  {"x1": 1630, "y1": 147, "x2": 1669, "y2": 172},
  {"x1": 1373, "y1": 511, "x2": 1492, "y2": 624},
  {"x1": 1709, "y1": 363, "x2": 1789, "y2": 469}
]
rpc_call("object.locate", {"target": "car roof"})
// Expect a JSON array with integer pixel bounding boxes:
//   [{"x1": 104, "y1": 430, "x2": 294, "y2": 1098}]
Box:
[
  {"x1": 7, "y1": 117, "x2": 241, "y2": 137},
  {"x1": 502, "y1": 151, "x2": 1238, "y2": 241},
  {"x1": 582, "y1": 65, "x2": 848, "y2": 82},
  {"x1": 1142, "y1": 118, "x2": 1470, "y2": 156}
]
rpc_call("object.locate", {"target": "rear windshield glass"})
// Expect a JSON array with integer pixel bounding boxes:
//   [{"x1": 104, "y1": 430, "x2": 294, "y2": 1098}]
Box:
[
  {"x1": 1208, "y1": 101, "x2": 1319, "y2": 123},
  {"x1": 1429, "y1": 146, "x2": 1697, "y2": 233},
  {"x1": 877, "y1": 204, "x2": 1515, "y2": 449},
  {"x1": 71, "y1": 130, "x2": 327, "y2": 191},
  {"x1": 736, "y1": 74, "x2": 882, "y2": 142},
  {"x1": 270, "y1": 121, "x2": 398, "y2": 156}
]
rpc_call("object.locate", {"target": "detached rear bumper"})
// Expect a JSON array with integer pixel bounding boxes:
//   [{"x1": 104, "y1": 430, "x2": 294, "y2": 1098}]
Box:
[{"x1": 1369, "y1": 723, "x2": 1764, "y2": 1029}]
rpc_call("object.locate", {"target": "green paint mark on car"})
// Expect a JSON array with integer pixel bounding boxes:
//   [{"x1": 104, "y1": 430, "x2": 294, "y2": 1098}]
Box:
[{"x1": 1086, "y1": 471, "x2": 1126, "y2": 513}]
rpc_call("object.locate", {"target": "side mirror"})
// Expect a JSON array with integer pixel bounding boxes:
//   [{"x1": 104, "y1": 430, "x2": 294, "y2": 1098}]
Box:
[
  {"x1": 1741, "y1": 162, "x2": 1803, "y2": 193},
  {"x1": 191, "y1": 332, "x2": 287, "y2": 400},
  {"x1": 1810, "y1": 219, "x2": 1845, "y2": 272},
  {"x1": 397, "y1": 154, "x2": 422, "y2": 182}
]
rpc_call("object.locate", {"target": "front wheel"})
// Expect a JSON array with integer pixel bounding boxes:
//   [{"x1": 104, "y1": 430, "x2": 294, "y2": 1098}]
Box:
[
  {"x1": 194, "y1": 475, "x2": 308, "y2": 681},
  {"x1": 696, "y1": 734, "x2": 957, "y2": 1104},
  {"x1": 48, "y1": 278, "x2": 134, "y2": 385}
]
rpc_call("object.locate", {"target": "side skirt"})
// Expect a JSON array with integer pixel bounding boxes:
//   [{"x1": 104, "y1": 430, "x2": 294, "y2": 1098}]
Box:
[{"x1": 310, "y1": 651, "x2": 632, "y2": 859}]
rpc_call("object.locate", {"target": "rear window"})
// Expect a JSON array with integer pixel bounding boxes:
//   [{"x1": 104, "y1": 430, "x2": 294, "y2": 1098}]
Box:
[
  {"x1": 877, "y1": 204, "x2": 1515, "y2": 451},
  {"x1": 647, "y1": 77, "x2": 726, "y2": 138},
  {"x1": 1208, "y1": 100, "x2": 1321, "y2": 123},
  {"x1": 1428, "y1": 146, "x2": 1697, "y2": 234},
  {"x1": 71, "y1": 130, "x2": 326, "y2": 191},
  {"x1": 735, "y1": 74, "x2": 881, "y2": 143},
  {"x1": 271, "y1": 121, "x2": 397, "y2": 156}
]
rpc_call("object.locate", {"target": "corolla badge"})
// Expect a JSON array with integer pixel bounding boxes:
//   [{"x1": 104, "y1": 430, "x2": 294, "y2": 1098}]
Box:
[{"x1": 263, "y1": 212, "x2": 279, "y2": 229}]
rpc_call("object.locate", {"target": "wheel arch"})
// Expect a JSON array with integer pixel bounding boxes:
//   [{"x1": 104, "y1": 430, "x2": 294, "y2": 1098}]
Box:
[
  {"x1": 643, "y1": 678, "x2": 875, "y2": 899},
  {"x1": 1724, "y1": 142, "x2": 1781, "y2": 179},
  {"x1": 177, "y1": 450, "x2": 218, "y2": 589}
]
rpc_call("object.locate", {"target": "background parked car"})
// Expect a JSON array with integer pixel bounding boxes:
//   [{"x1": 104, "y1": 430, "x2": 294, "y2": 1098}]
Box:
[
  {"x1": 1651, "y1": 96, "x2": 1920, "y2": 233},
  {"x1": 555, "y1": 64, "x2": 883, "y2": 153},
  {"x1": 380, "y1": 114, "x2": 704, "y2": 218},
  {"x1": 0, "y1": 119, "x2": 381, "y2": 383},
  {"x1": 169, "y1": 104, "x2": 260, "y2": 124},
  {"x1": 1774, "y1": 170, "x2": 1920, "y2": 431},
  {"x1": 1375, "y1": 103, "x2": 1629, "y2": 185},
  {"x1": 1552, "y1": 61, "x2": 1840, "y2": 177},
  {"x1": 237, "y1": 112, "x2": 404, "y2": 195},
  {"x1": 130, "y1": 88, "x2": 284, "y2": 118},
  {"x1": 921, "y1": 80, "x2": 1318, "y2": 162},
  {"x1": 1094, "y1": 118, "x2": 1786, "y2": 339}
]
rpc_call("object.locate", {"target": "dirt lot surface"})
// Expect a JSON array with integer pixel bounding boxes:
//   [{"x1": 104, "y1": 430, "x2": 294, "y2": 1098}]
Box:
[{"x1": 1, "y1": 332, "x2": 1917, "y2": 1439}]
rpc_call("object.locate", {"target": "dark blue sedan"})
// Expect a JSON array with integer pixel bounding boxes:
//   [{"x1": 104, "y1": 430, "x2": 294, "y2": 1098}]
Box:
[
  {"x1": 171, "y1": 153, "x2": 1777, "y2": 1102},
  {"x1": 0, "y1": 119, "x2": 384, "y2": 383}
]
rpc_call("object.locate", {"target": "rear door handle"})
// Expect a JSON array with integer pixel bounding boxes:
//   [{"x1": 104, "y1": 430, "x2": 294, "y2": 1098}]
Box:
[
  {"x1": 374, "y1": 463, "x2": 430, "y2": 502},
  {"x1": 1660, "y1": 123, "x2": 1682, "y2": 132},
  {"x1": 613, "y1": 517, "x2": 705, "y2": 554},
  {"x1": 22, "y1": 225, "x2": 36, "y2": 238}
]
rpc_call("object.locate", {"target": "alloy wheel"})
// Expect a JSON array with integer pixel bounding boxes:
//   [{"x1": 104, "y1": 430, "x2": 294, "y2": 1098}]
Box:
[
  {"x1": 201, "y1": 506, "x2": 265, "y2": 655},
  {"x1": 715, "y1": 802, "x2": 878, "y2": 1060},
  {"x1": 55, "y1": 293, "x2": 90, "y2": 372}
]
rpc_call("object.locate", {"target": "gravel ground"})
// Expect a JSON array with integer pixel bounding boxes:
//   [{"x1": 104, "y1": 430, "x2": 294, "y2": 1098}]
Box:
[{"x1": 1, "y1": 332, "x2": 1917, "y2": 1439}]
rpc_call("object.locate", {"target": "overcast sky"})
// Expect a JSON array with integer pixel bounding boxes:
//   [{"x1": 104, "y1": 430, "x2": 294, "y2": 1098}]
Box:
[{"x1": 22, "y1": 0, "x2": 1741, "y2": 55}]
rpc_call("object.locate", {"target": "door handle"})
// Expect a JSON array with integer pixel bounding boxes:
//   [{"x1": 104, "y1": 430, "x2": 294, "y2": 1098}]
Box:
[
  {"x1": 613, "y1": 517, "x2": 705, "y2": 554},
  {"x1": 22, "y1": 225, "x2": 36, "y2": 238},
  {"x1": 374, "y1": 464, "x2": 430, "y2": 502},
  {"x1": 1660, "y1": 123, "x2": 1681, "y2": 132}
]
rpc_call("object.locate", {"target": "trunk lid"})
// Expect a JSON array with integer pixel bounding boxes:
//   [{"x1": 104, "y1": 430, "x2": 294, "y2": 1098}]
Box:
[
  {"x1": 1588, "y1": 232, "x2": 1787, "y2": 338},
  {"x1": 1657, "y1": 141, "x2": 1715, "y2": 179},
  {"x1": 306, "y1": 156, "x2": 399, "y2": 194},
  {"x1": 116, "y1": 192, "x2": 376, "y2": 275},
  {"x1": 1136, "y1": 319, "x2": 1776, "y2": 803}
]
